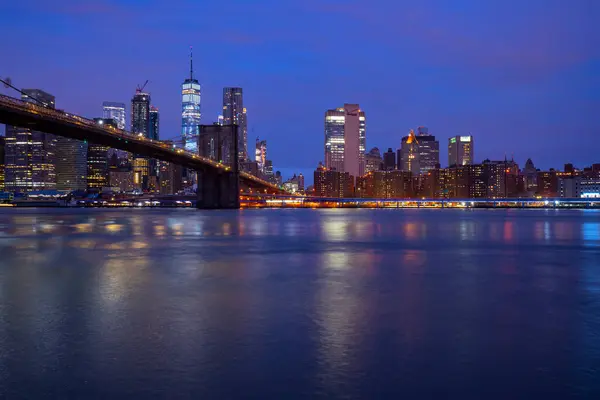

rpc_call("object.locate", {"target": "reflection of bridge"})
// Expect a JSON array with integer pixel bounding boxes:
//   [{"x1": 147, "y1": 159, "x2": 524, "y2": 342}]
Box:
[{"x1": 0, "y1": 93, "x2": 284, "y2": 208}]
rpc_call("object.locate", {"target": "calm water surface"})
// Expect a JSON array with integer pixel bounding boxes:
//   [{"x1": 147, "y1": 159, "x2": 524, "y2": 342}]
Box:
[{"x1": 0, "y1": 208, "x2": 599, "y2": 399}]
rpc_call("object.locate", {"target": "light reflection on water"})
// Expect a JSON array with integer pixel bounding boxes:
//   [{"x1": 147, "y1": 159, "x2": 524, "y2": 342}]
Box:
[{"x1": 0, "y1": 208, "x2": 598, "y2": 398}]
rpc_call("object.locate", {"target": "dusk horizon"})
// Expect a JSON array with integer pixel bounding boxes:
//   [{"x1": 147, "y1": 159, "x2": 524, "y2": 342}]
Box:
[{"x1": 1, "y1": 0, "x2": 599, "y2": 179}]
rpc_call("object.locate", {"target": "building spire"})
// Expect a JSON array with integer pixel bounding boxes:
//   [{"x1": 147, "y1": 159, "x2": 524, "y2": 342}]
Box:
[{"x1": 189, "y1": 46, "x2": 194, "y2": 80}]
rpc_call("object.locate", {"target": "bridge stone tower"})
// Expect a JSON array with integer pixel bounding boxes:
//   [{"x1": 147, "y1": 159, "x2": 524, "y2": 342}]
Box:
[{"x1": 197, "y1": 124, "x2": 240, "y2": 209}]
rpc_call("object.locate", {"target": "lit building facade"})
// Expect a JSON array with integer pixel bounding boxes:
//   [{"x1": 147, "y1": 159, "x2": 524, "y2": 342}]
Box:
[
  {"x1": 131, "y1": 91, "x2": 150, "y2": 137},
  {"x1": 131, "y1": 90, "x2": 150, "y2": 190},
  {"x1": 580, "y1": 179, "x2": 600, "y2": 198},
  {"x1": 102, "y1": 102, "x2": 126, "y2": 129},
  {"x1": 182, "y1": 50, "x2": 201, "y2": 152},
  {"x1": 324, "y1": 104, "x2": 366, "y2": 178},
  {"x1": 415, "y1": 128, "x2": 439, "y2": 174},
  {"x1": 87, "y1": 118, "x2": 113, "y2": 190},
  {"x1": 448, "y1": 135, "x2": 474, "y2": 167},
  {"x1": 109, "y1": 167, "x2": 134, "y2": 192},
  {"x1": 537, "y1": 170, "x2": 558, "y2": 197},
  {"x1": 0, "y1": 137, "x2": 5, "y2": 191},
  {"x1": 314, "y1": 163, "x2": 354, "y2": 198},
  {"x1": 365, "y1": 147, "x2": 382, "y2": 173},
  {"x1": 149, "y1": 106, "x2": 160, "y2": 140},
  {"x1": 159, "y1": 148, "x2": 183, "y2": 195},
  {"x1": 255, "y1": 138, "x2": 267, "y2": 173},
  {"x1": 4, "y1": 89, "x2": 57, "y2": 193},
  {"x1": 399, "y1": 130, "x2": 420, "y2": 175},
  {"x1": 55, "y1": 136, "x2": 87, "y2": 191},
  {"x1": 223, "y1": 87, "x2": 247, "y2": 161}
]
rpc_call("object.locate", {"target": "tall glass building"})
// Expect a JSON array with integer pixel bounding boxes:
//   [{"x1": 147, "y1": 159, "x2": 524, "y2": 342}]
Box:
[
  {"x1": 102, "y1": 102, "x2": 126, "y2": 129},
  {"x1": 4, "y1": 89, "x2": 57, "y2": 192},
  {"x1": 55, "y1": 136, "x2": 87, "y2": 191},
  {"x1": 88, "y1": 118, "x2": 113, "y2": 190},
  {"x1": 448, "y1": 135, "x2": 474, "y2": 167},
  {"x1": 182, "y1": 49, "x2": 201, "y2": 152},
  {"x1": 223, "y1": 87, "x2": 247, "y2": 161},
  {"x1": 150, "y1": 106, "x2": 160, "y2": 140},
  {"x1": 324, "y1": 104, "x2": 366, "y2": 178},
  {"x1": 131, "y1": 91, "x2": 150, "y2": 137}
]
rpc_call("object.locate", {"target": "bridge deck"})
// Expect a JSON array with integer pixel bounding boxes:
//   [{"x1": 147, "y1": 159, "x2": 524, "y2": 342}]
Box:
[{"x1": 0, "y1": 93, "x2": 282, "y2": 192}]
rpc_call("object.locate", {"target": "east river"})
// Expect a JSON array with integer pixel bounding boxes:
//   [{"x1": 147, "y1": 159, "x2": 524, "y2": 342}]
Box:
[{"x1": 0, "y1": 208, "x2": 598, "y2": 398}]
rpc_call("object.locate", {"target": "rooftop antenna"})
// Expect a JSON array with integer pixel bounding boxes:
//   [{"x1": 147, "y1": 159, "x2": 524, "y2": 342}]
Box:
[{"x1": 190, "y1": 46, "x2": 194, "y2": 80}]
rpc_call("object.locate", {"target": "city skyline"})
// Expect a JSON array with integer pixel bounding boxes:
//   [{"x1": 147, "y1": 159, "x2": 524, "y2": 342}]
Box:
[{"x1": 0, "y1": 0, "x2": 598, "y2": 179}]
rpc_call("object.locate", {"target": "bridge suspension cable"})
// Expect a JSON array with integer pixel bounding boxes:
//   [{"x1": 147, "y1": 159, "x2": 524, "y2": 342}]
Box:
[{"x1": 0, "y1": 77, "x2": 48, "y2": 108}]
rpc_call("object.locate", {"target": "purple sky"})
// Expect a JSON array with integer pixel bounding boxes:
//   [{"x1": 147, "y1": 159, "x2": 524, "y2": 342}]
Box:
[{"x1": 1, "y1": 0, "x2": 599, "y2": 181}]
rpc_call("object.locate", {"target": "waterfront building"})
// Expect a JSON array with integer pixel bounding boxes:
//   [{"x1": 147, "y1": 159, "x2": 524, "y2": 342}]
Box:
[
  {"x1": 159, "y1": 158, "x2": 183, "y2": 195},
  {"x1": 86, "y1": 118, "x2": 113, "y2": 190},
  {"x1": 223, "y1": 87, "x2": 247, "y2": 161},
  {"x1": 324, "y1": 104, "x2": 366, "y2": 178},
  {"x1": 55, "y1": 136, "x2": 87, "y2": 191},
  {"x1": 283, "y1": 177, "x2": 299, "y2": 194},
  {"x1": 580, "y1": 179, "x2": 600, "y2": 198},
  {"x1": 383, "y1": 148, "x2": 396, "y2": 171},
  {"x1": 448, "y1": 135, "x2": 474, "y2": 167},
  {"x1": 4, "y1": 89, "x2": 57, "y2": 193},
  {"x1": 109, "y1": 166, "x2": 134, "y2": 192},
  {"x1": 182, "y1": 49, "x2": 201, "y2": 153},
  {"x1": 283, "y1": 173, "x2": 305, "y2": 194},
  {"x1": 537, "y1": 170, "x2": 558, "y2": 197},
  {"x1": 365, "y1": 147, "x2": 382, "y2": 174},
  {"x1": 0, "y1": 137, "x2": 5, "y2": 191},
  {"x1": 132, "y1": 157, "x2": 150, "y2": 191},
  {"x1": 522, "y1": 158, "x2": 538, "y2": 194},
  {"x1": 468, "y1": 164, "x2": 487, "y2": 198},
  {"x1": 314, "y1": 163, "x2": 354, "y2": 198},
  {"x1": 131, "y1": 89, "x2": 150, "y2": 190},
  {"x1": 482, "y1": 159, "x2": 519, "y2": 198},
  {"x1": 297, "y1": 173, "x2": 305, "y2": 193}
]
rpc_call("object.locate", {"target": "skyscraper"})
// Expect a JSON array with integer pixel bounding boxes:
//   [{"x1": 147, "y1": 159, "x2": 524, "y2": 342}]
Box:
[
  {"x1": 255, "y1": 138, "x2": 267, "y2": 173},
  {"x1": 383, "y1": 148, "x2": 396, "y2": 170},
  {"x1": 398, "y1": 127, "x2": 439, "y2": 175},
  {"x1": 55, "y1": 136, "x2": 87, "y2": 191},
  {"x1": 131, "y1": 90, "x2": 150, "y2": 137},
  {"x1": 131, "y1": 89, "x2": 150, "y2": 190},
  {"x1": 399, "y1": 129, "x2": 420, "y2": 175},
  {"x1": 182, "y1": 48, "x2": 201, "y2": 153},
  {"x1": 223, "y1": 87, "x2": 247, "y2": 161},
  {"x1": 102, "y1": 102, "x2": 126, "y2": 129},
  {"x1": 324, "y1": 104, "x2": 366, "y2": 178},
  {"x1": 416, "y1": 127, "x2": 439, "y2": 174},
  {"x1": 88, "y1": 118, "x2": 113, "y2": 190},
  {"x1": 149, "y1": 106, "x2": 160, "y2": 140},
  {"x1": 4, "y1": 89, "x2": 57, "y2": 193},
  {"x1": 0, "y1": 137, "x2": 5, "y2": 191},
  {"x1": 448, "y1": 135, "x2": 474, "y2": 167}
]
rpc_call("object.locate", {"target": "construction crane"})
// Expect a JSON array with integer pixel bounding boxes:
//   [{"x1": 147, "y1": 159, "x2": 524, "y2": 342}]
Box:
[{"x1": 136, "y1": 80, "x2": 149, "y2": 93}]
